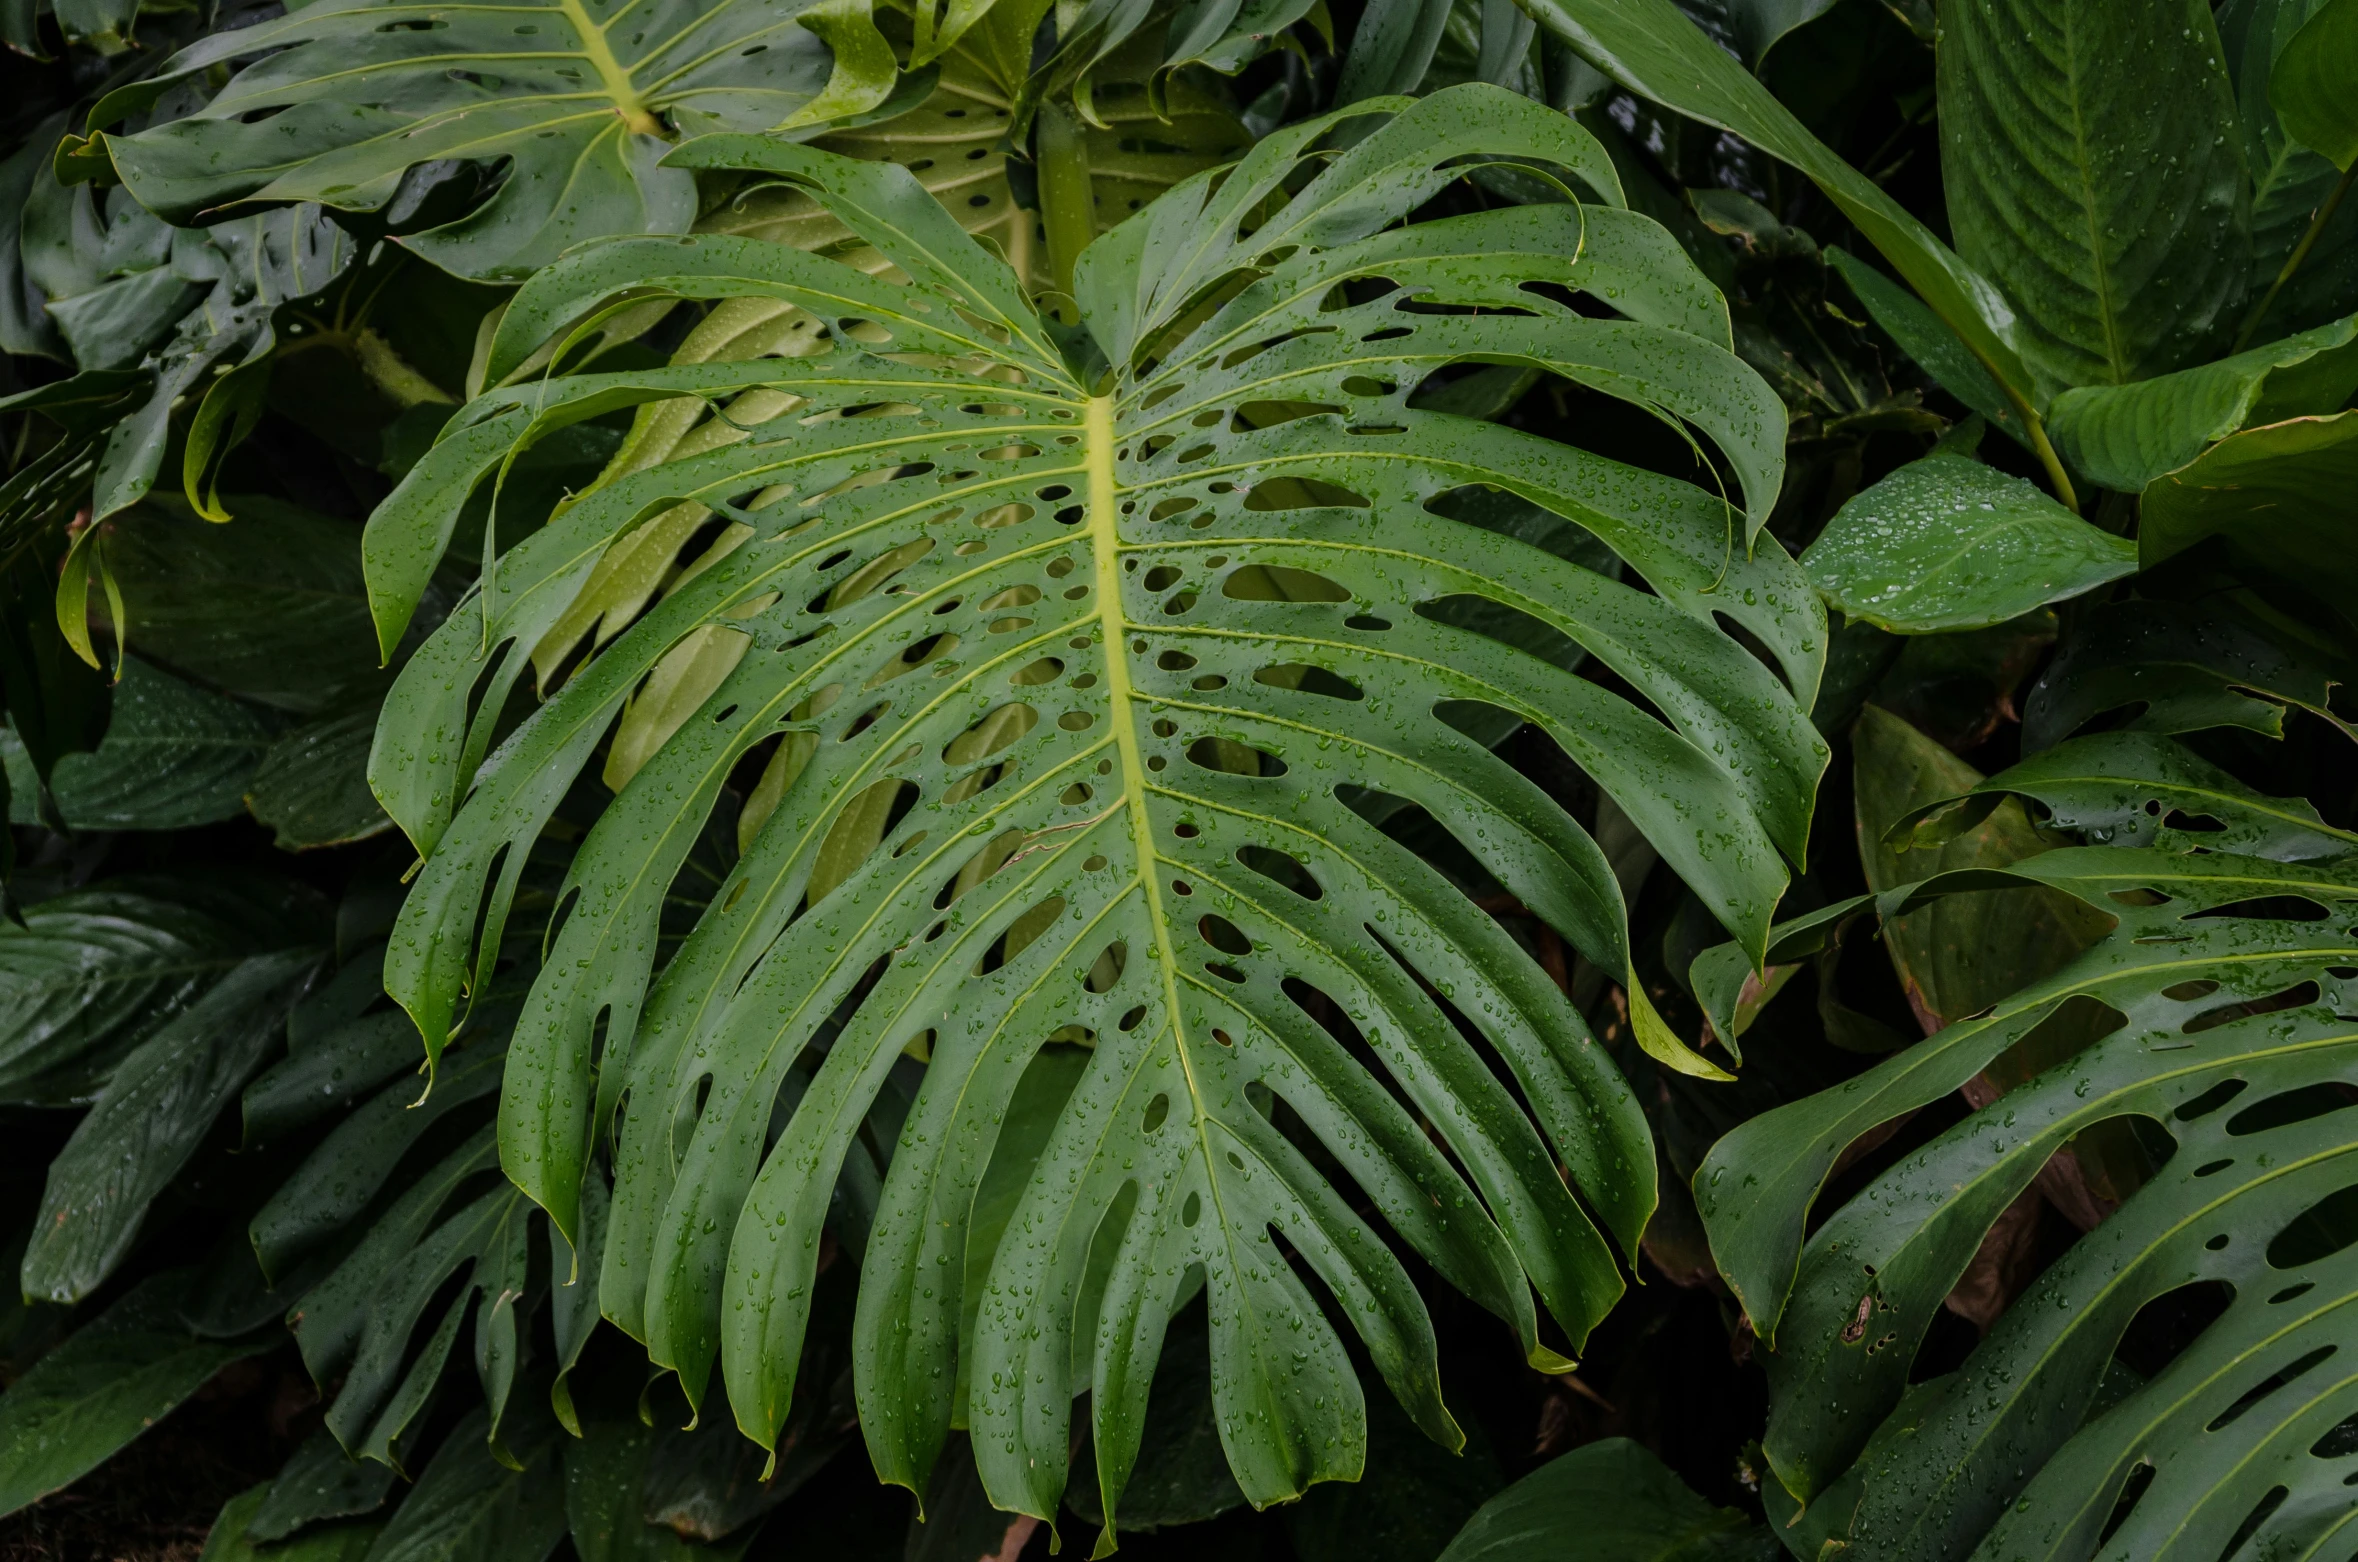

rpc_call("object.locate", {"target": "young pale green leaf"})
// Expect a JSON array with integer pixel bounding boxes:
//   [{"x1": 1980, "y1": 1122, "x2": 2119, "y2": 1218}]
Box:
[
  {"x1": 0, "y1": 1274, "x2": 277, "y2": 1518},
  {"x1": 2139, "y1": 406, "x2": 2358, "y2": 595},
  {"x1": 1433, "y1": 1439, "x2": 1777, "y2": 1562},
  {"x1": 700, "y1": 53, "x2": 1250, "y2": 295},
  {"x1": 2275, "y1": 0, "x2": 2358, "y2": 167},
  {"x1": 1697, "y1": 848, "x2": 2358, "y2": 1558},
  {"x1": 23, "y1": 949, "x2": 323, "y2": 1304},
  {"x1": 95, "y1": 0, "x2": 855, "y2": 283},
  {"x1": 1800, "y1": 454, "x2": 2136, "y2": 634},
  {"x1": 1938, "y1": 0, "x2": 2249, "y2": 398},
  {"x1": 2048, "y1": 311, "x2": 2358, "y2": 490},
  {"x1": 364, "y1": 85, "x2": 1822, "y2": 1529}
]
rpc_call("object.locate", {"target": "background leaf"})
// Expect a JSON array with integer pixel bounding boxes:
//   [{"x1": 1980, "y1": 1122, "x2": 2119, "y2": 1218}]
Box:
[
  {"x1": 46, "y1": 656, "x2": 278, "y2": 830},
  {"x1": 2273, "y1": 0, "x2": 2358, "y2": 168},
  {"x1": 103, "y1": 0, "x2": 848, "y2": 282},
  {"x1": 1801, "y1": 453, "x2": 2136, "y2": 632},
  {"x1": 2138, "y1": 406, "x2": 2358, "y2": 598},
  {"x1": 0, "y1": 1275, "x2": 276, "y2": 1518},
  {"x1": 1937, "y1": 0, "x2": 2249, "y2": 398},
  {"x1": 2048, "y1": 310, "x2": 2358, "y2": 489},
  {"x1": 23, "y1": 947, "x2": 322, "y2": 1303},
  {"x1": 1431, "y1": 1439, "x2": 1777, "y2": 1562},
  {"x1": 2222, "y1": 0, "x2": 2358, "y2": 336}
]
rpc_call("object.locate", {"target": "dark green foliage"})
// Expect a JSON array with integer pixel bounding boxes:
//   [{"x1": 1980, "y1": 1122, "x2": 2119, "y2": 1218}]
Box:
[{"x1": 0, "y1": 0, "x2": 2353, "y2": 1557}]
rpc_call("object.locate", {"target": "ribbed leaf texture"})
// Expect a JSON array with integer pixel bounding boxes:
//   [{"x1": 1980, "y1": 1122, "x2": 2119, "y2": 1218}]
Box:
[
  {"x1": 1694, "y1": 747, "x2": 2358, "y2": 1560},
  {"x1": 361, "y1": 83, "x2": 1825, "y2": 1539}
]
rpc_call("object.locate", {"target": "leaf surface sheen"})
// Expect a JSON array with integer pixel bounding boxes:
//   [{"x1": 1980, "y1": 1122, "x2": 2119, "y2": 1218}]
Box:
[
  {"x1": 1696, "y1": 845, "x2": 2358, "y2": 1560},
  {"x1": 363, "y1": 84, "x2": 1825, "y2": 1532},
  {"x1": 1938, "y1": 0, "x2": 2250, "y2": 398}
]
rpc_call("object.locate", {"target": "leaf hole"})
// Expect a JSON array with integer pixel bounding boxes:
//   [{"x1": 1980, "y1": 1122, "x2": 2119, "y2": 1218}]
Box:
[{"x1": 1198, "y1": 916, "x2": 1251, "y2": 957}]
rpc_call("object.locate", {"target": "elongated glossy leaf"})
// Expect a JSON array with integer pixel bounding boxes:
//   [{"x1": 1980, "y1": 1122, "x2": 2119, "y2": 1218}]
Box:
[
  {"x1": 0, "y1": 1274, "x2": 275, "y2": 1517},
  {"x1": 253, "y1": 1041, "x2": 505, "y2": 1280},
  {"x1": 1518, "y1": 0, "x2": 2034, "y2": 404},
  {"x1": 47, "y1": 656, "x2": 280, "y2": 830},
  {"x1": 2139, "y1": 407, "x2": 2358, "y2": 596},
  {"x1": 1433, "y1": 1439, "x2": 1776, "y2": 1562},
  {"x1": 243, "y1": 1010, "x2": 426, "y2": 1148},
  {"x1": 1800, "y1": 454, "x2": 2136, "y2": 633},
  {"x1": 289, "y1": 1114, "x2": 547, "y2": 1469},
  {"x1": 0, "y1": 112, "x2": 72, "y2": 360},
  {"x1": 2275, "y1": 0, "x2": 2358, "y2": 167},
  {"x1": 1824, "y1": 247, "x2": 2028, "y2": 451},
  {"x1": 363, "y1": 86, "x2": 1821, "y2": 1529},
  {"x1": 24, "y1": 948, "x2": 323, "y2": 1303},
  {"x1": 1938, "y1": 0, "x2": 2248, "y2": 397},
  {"x1": 99, "y1": 0, "x2": 852, "y2": 283},
  {"x1": 2048, "y1": 311, "x2": 2358, "y2": 490},
  {"x1": 1697, "y1": 848, "x2": 2358, "y2": 1560}
]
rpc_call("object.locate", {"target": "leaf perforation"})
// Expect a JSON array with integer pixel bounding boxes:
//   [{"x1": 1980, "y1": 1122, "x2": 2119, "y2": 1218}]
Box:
[{"x1": 360, "y1": 86, "x2": 1827, "y2": 1531}]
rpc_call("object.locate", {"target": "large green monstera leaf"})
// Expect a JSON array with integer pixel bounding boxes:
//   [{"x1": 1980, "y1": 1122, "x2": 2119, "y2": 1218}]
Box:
[
  {"x1": 1691, "y1": 750, "x2": 2358, "y2": 1559},
  {"x1": 361, "y1": 83, "x2": 1822, "y2": 1537},
  {"x1": 90, "y1": 0, "x2": 873, "y2": 281}
]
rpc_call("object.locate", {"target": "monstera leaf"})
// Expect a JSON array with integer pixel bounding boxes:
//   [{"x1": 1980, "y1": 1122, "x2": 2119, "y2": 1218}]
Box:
[
  {"x1": 92, "y1": 0, "x2": 881, "y2": 282},
  {"x1": 550, "y1": 24, "x2": 1253, "y2": 684},
  {"x1": 1691, "y1": 759, "x2": 2358, "y2": 1558},
  {"x1": 362, "y1": 84, "x2": 1822, "y2": 1536}
]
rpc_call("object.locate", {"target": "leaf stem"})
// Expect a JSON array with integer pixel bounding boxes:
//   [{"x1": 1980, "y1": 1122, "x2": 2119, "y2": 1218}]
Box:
[
  {"x1": 1036, "y1": 101, "x2": 1094, "y2": 309},
  {"x1": 2232, "y1": 162, "x2": 2356, "y2": 353},
  {"x1": 2020, "y1": 399, "x2": 2079, "y2": 515}
]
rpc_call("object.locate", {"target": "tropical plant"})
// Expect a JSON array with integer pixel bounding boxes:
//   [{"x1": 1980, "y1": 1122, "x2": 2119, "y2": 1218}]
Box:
[
  {"x1": 4, "y1": 0, "x2": 2356, "y2": 1557},
  {"x1": 361, "y1": 79, "x2": 1819, "y2": 1536}
]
